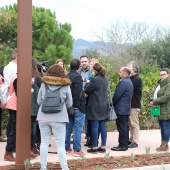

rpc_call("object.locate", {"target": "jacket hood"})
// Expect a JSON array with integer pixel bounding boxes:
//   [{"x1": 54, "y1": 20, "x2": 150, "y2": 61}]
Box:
[{"x1": 42, "y1": 76, "x2": 71, "y2": 86}]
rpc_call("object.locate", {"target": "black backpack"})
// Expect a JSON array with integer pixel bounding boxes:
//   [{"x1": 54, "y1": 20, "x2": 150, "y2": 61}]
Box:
[{"x1": 41, "y1": 84, "x2": 63, "y2": 113}]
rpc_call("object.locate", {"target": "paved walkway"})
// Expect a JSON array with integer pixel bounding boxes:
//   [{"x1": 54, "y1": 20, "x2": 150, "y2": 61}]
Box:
[{"x1": 0, "y1": 129, "x2": 169, "y2": 167}]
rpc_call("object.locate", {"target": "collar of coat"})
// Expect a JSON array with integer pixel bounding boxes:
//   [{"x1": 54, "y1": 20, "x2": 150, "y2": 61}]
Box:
[
  {"x1": 42, "y1": 76, "x2": 71, "y2": 86},
  {"x1": 159, "y1": 76, "x2": 170, "y2": 87}
]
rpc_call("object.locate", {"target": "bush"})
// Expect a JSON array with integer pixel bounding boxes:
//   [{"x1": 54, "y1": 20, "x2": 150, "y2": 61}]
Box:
[{"x1": 105, "y1": 65, "x2": 160, "y2": 131}]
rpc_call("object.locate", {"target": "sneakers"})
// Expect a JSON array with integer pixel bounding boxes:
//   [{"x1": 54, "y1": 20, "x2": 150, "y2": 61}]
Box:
[
  {"x1": 66, "y1": 148, "x2": 72, "y2": 153},
  {"x1": 97, "y1": 147, "x2": 106, "y2": 153},
  {"x1": 128, "y1": 142, "x2": 138, "y2": 148},
  {"x1": 87, "y1": 148, "x2": 98, "y2": 154},
  {"x1": 73, "y1": 151, "x2": 85, "y2": 157}
]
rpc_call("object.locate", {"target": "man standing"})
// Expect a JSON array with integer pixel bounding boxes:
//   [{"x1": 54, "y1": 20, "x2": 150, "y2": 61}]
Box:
[
  {"x1": 127, "y1": 61, "x2": 142, "y2": 148},
  {"x1": 79, "y1": 55, "x2": 91, "y2": 88},
  {"x1": 4, "y1": 50, "x2": 17, "y2": 86},
  {"x1": 111, "y1": 67, "x2": 133, "y2": 151},
  {"x1": 3, "y1": 50, "x2": 17, "y2": 161},
  {"x1": 65, "y1": 59, "x2": 86, "y2": 157},
  {"x1": 79, "y1": 55, "x2": 91, "y2": 146}
]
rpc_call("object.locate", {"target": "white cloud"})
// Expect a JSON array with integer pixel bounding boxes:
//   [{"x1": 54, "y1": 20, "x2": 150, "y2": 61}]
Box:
[{"x1": 1, "y1": 0, "x2": 170, "y2": 41}]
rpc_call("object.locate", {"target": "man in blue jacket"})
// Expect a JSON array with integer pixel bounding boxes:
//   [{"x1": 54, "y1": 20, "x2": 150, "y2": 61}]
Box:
[{"x1": 111, "y1": 67, "x2": 133, "y2": 151}]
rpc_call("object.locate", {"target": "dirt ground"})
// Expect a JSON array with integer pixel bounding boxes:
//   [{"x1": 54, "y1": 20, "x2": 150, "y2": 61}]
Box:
[{"x1": 0, "y1": 153, "x2": 170, "y2": 170}]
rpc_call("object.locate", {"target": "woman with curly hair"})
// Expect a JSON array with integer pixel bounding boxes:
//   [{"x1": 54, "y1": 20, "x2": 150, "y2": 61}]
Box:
[{"x1": 37, "y1": 64, "x2": 72, "y2": 170}]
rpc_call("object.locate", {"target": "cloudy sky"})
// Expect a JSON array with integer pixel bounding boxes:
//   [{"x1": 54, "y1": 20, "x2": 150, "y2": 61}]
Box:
[{"x1": 0, "y1": 0, "x2": 170, "y2": 41}]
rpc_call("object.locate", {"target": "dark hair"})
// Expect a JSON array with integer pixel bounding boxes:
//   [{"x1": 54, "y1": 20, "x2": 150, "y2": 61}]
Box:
[
  {"x1": 80, "y1": 55, "x2": 88, "y2": 60},
  {"x1": 32, "y1": 58, "x2": 40, "y2": 79},
  {"x1": 123, "y1": 67, "x2": 131, "y2": 76},
  {"x1": 70, "y1": 59, "x2": 80, "y2": 70},
  {"x1": 160, "y1": 68, "x2": 170, "y2": 74},
  {"x1": 10, "y1": 49, "x2": 17, "y2": 61},
  {"x1": 93, "y1": 63, "x2": 106, "y2": 77},
  {"x1": 0, "y1": 66, "x2": 4, "y2": 76},
  {"x1": 46, "y1": 64, "x2": 67, "y2": 78},
  {"x1": 127, "y1": 61, "x2": 139, "y2": 73}
]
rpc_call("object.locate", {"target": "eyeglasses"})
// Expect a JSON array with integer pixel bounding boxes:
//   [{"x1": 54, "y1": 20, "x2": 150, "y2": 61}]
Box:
[{"x1": 160, "y1": 74, "x2": 167, "y2": 76}]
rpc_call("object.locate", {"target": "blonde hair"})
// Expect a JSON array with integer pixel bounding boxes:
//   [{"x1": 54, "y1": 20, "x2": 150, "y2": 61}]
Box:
[{"x1": 90, "y1": 58, "x2": 99, "y2": 66}]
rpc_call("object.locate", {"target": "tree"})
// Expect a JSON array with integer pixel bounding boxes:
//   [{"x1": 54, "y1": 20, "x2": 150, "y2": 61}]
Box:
[{"x1": 0, "y1": 4, "x2": 74, "y2": 66}]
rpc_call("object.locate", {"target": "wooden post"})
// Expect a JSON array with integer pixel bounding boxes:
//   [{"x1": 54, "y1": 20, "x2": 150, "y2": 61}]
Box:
[{"x1": 15, "y1": 0, "x2": 32, "y2": 168}]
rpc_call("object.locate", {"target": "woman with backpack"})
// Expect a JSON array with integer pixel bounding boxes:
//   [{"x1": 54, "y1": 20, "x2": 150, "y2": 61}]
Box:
[{"x1": 37, "y1": 64, "x2": 72, "y2": 170}]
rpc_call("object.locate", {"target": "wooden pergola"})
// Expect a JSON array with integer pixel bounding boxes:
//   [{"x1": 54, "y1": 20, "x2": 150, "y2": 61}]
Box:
[{"x1": 16, "y1": 0, "x2": 32, "y2": 168}]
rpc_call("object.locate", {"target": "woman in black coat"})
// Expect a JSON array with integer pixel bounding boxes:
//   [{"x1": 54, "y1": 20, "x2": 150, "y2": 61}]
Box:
[{"x1": 84, "y1": 63, "x2": 109, "y2": 153}]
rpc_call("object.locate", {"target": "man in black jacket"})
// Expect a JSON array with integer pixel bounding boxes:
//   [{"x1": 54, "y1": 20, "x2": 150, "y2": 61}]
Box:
[
  {"x1": 127, "y1": 61, "x2": 142, "y2": 148},
  {"x1": 65, "y1": 59, "x2": 86, "y2": 157}
]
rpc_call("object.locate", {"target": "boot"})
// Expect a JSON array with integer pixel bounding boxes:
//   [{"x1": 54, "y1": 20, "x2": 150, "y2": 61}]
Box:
[
  {"x1": 0, "y1": 136, "x2": 7, "y2": 142},
  {"x1": 84, "y1": 137, "x2": 92, "y2": 148},
  {"x1": 30, "y1": 151, "x2": 39, "y2": 158},
  {"x1": 156, "y1": 140, "x2": 169, "y2": 152},
  {"x1": 4, "y1": 152, "x2": 16, "y2": 161}
]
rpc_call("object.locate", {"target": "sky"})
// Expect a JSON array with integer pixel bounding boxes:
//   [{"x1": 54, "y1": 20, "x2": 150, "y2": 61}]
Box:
[{"x1": 1, "y1": 0, "x2": 170, "y2": 41}]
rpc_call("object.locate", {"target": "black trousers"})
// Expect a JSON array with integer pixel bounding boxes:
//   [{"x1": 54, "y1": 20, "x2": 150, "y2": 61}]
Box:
[
  {"x1": 31, "y1": 116, "x2": 38, "y2": 147},
  {"x1": 6, "y1": 109, "x2": 16, "y2": 152},
  {"x1": 116, "y1": 114, "x2": 129, "y2": 148},
  {"x1": 0, "y1": 108, "x2": 2, "y2": 136}
]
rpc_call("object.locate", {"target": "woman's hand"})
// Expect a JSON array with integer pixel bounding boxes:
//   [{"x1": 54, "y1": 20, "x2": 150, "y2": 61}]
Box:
[
  {"x1": 150, "y1": 101, "x2": 156, "y2": 107},
  {"x1": 84, "y1": 93, "x2": 88, "y2": 97}
]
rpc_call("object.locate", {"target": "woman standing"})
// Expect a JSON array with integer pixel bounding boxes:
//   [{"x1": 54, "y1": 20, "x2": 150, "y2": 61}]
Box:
[
  {"x1": 150, "y1": 68, "x2": 170, "y2": 152},
  {"x1": 37, "y1": 64, "x2": 72, "y2": 170},
  {"x1": 84, "y1": 63, "x2": 109, "y2": 153},
  {"x1": 55, "y1": 59, "x2": 67, "y2": 74},
  {"x1": 31, "y1": 58, "x2": 41, "y2": 154}
]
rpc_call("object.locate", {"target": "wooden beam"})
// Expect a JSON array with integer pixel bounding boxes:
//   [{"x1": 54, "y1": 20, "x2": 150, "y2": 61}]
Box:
[{"x1": 16, "y1": 0, "x2": 32, "y2": 168}]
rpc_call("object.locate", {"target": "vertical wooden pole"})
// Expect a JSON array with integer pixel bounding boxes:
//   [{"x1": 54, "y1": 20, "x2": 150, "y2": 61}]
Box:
[{"x1": 16, "y1": 0, "x2": 32, "y2": 168}]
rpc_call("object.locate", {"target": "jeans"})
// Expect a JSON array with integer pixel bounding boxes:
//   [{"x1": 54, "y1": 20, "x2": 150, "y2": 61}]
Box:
[
  {"x1": 158, "y1": 120, "x2": 170, "y2": 142},
  {"x1": 65, "y1": 109, "x2": 85, "y2": 151},
  {"x1": 89, "y1": 120, "x2": 107, "y2": 147},
  {"x1": 38, "y1": 121, "x2": 69, "y2": 170},
  {"x1": 31, "y1": 116, "x2": 38, "y2": 147},
  {"x1": 116, "y1": 115, "x2": 129, "y2": 148},
  {"x1": 6, "y1": 110, "x2": 16, "y2": 152}
]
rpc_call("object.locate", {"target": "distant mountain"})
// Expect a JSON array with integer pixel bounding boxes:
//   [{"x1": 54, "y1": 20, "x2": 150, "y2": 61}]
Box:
[
  {"x1": 72, "y1": 39, "x2": 98, "y2": 58},
  {"x1": 72, "y1": 38, "x2": 131, "y2": 58}
]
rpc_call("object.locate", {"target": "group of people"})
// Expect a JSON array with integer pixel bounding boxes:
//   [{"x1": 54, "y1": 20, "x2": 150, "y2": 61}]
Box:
[{"x1": 0, "y1": 50, "x2": 170, "y2": 170}]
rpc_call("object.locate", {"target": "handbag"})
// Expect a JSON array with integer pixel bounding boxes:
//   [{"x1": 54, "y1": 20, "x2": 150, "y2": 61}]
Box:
[
  {"x1": 67, "y1": 106, "x2": 75, "y2": 117},
  {"x1": 108, "y1": 106, "x2": 117, "y2": 121},
  {"x1": 150, "y1": 105, "x2": 160, "y2": 116},
  {"x1": 108, "y1": 86, "x2": 117, "y2": 121}
]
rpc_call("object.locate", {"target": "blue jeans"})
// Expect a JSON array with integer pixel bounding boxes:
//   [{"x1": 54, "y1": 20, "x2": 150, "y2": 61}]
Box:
[
  {"x1": 89, "y1": 120, "x2": 107, "y2": 147},
  {"x1": 158, "y1": 120, "x2": 170, "y2": 142},
  {"x1": 65, "y1": 109, "x2": 85, "y2": 151},
  {"x1": 38, "y1": 121, "x2": 69, "y2": 170}
]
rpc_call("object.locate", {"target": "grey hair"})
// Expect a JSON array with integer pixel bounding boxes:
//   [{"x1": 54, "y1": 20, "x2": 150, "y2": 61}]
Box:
[{"x1": 127, "y1": 61, "x2": 139, "y2": 73}]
